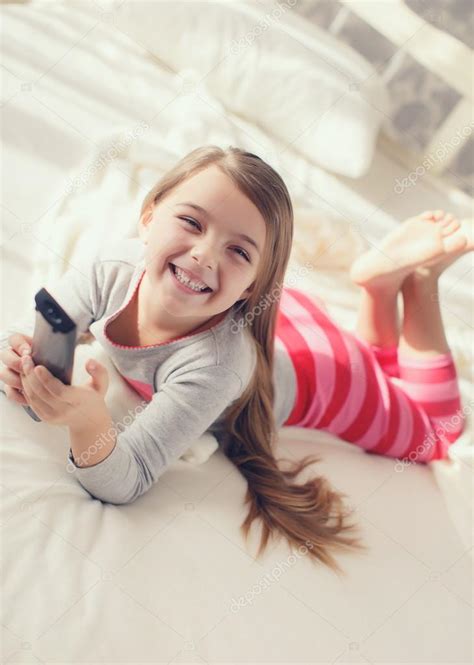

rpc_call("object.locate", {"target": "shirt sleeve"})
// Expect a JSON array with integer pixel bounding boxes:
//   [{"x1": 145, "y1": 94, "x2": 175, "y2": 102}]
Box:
[
  {"x1": 66, "y1": 364, "x2": 243, "y2": 504},
  {"x1": 0, "y1": 255, "x2": 100, "y2": 351},
  {"x1": 0, "y1": 254, "x2": 100, "y2": 394}
]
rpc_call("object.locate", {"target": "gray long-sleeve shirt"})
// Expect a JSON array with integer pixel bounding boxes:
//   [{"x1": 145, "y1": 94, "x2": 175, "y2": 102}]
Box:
[{"x1": 1, "y1": 238, "x2": 297, "y2": 504}]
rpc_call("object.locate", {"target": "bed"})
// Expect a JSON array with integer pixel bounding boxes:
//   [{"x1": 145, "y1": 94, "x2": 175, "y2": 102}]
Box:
[{"x1": 1, "y1": 1, "x2": 472, "y2": 663}]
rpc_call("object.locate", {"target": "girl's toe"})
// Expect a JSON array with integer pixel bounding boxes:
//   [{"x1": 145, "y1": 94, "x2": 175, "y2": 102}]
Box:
[
  {"x1": 441, "y1": 220, "x2": 460, "y2": 236},
  {"x1": 433, "y1": 209, "x2": 445, "y2": 221},
  {"x1": 443, "y1": 232, "x2": 468, "y2": 253},
  {"x1": 440, "y1": 213, "x2": 455, "y2": 226},
  {"x1": 421, "y1": 210, "x2": 435, "y2": 220}
]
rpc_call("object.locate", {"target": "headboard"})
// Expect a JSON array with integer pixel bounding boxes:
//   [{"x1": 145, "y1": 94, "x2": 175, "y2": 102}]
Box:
[{"x1": 338, "y1": 0, "x2": 472, "y2": 178}]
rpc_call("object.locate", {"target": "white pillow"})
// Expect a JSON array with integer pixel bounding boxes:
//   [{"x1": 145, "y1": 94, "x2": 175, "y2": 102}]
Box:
[{"x1": 113, "y1": 0, "x2": 389, "y2": 177}]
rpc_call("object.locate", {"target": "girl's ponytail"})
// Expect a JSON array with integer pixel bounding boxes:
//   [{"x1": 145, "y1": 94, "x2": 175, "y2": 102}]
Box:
[{"x1": 221, "y1": 327, "x2": 368, "y2": 577}]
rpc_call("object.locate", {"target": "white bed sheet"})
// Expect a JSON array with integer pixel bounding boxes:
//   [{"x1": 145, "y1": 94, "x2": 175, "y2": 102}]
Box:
[{"x1": 1, "y1": 3, "x2": 472, "y2": 664}]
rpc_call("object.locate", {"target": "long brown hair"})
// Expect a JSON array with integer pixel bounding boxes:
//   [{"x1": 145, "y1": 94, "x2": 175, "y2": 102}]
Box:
[{"x1": 140, "y1": 145, "x2": 368, "y2": 576}]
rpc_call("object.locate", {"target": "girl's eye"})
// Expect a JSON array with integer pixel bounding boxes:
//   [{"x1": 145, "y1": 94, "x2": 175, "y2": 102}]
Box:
[
  {"x1": 178, "y1": 216, "x2": 251, "y2": 262},
  {"x1": 180, "y1": 216, "x2": 200, "y2": 230},
  {"x1": 234, "y1": 248, "x2": 250, "y2": 262}
]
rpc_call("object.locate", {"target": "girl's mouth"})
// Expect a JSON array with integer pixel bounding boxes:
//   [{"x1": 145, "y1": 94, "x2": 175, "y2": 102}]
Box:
[{"x1": 168, "y1": 263, "x2": 213, "y2": 295}]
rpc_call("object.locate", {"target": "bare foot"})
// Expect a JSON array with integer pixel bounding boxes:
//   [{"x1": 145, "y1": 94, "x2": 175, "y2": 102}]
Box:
[
  {"x1": 411, "y1": 215, "x2": 473, "y2": 280},
  {"x1": 350, "y1": 210, "x2": 469, "y2": 292}
]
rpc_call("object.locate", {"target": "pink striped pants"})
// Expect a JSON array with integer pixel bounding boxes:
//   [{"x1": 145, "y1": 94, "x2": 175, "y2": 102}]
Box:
[{"x1": 277, "y1": 287, "x2": 466, "y2": 463}]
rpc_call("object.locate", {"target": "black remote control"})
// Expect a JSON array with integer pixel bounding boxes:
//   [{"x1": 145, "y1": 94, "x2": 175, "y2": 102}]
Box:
[{"x1": 22, "y1": 288, "x2": 78, "y2": 422}]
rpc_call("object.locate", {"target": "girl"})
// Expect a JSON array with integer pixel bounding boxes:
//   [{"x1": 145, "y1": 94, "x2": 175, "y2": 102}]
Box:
[{"x1": 1, "y1": 146, "x2": 471, "y2": 576}]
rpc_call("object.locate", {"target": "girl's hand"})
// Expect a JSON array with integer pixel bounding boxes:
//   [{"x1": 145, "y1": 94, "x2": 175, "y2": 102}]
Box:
[
  {"x1": 0, "y1": 332, "x2": 34, "y2": 406},
  {"x1": 19, "y1": 354, "x2": 110, "y2": 429}
]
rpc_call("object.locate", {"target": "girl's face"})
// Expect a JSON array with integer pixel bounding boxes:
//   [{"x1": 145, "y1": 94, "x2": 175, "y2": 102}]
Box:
[{"x1": 138, "y1": 165, "x2": 267, "y2": 322}]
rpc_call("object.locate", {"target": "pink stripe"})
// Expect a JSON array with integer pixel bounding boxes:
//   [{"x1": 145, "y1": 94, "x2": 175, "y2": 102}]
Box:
[
  {"x1": 278, "y1": 295, "x2": 318, "y2": 427},
  {"x1": 353, "y1": 351, "x2": 391, "y2": 451},
  {"x1": 436, "y1": 439, "x2": 450, "y2": 460},
  {"x1": 275, "y1": 310, "x2": 315, "y2": 426},
  {"x1": 383, "y1": 379, "x2": 415, "y2": 459},
  {"x1": 379, "y1": 362, "x2": 400, "y2": 378},
  {"x1": 398, "y1": 363, "x2": 457, "y2": 384},
  {"x1": 353, "y1": 335, "x2": 399, "y2": 376},
  {"x1": 338, "y1": 340, "x2": 382, "y2": 441},
  {"x1": 122, "y1": 375, "x2": 153, "y2": 401},
  {"x1": 367, "y1": 376, "x2": 401, "y2": 455},
  {"x1": 398, "y1": 378, "x2": 460, "y2": 402},
  {"x1": 352, "y1": 335, "x2": 397, "y2": 359},
  {"x1": 313, "y1": 321, "x2": 352, "y2": 430},
  {"x1": 308, "y1": 293, "x2": 328, "y2": 312},
  {"x1": 398, "y1": 352, "x2": 454, "y2": 368},
  {"x1": 416, "y1": 396, "x2": 463, "y2": 417},
  {"x1": 279, "y1": 292, "x2": 335, "y2": 428},
  {"x1": 429, "y1": 414, "x2": 466, "y2": 443},
  {"x1": 372, "y1": 345, "x2": 398, "y2": 355},
  {"x1": 397, "y1": 390, "x2": 436, "y2": 462},
  {"x1": 411, "y1": 429, "x2": 439, "y2": 462},
  {"x1": 381, "y1": 362, "x2": 399, "y2": 370},
  {"x1": 324, "y1": 339, "x2": 367, "y2": 435},
  {"x1": 287, "y1": 289, "x2": 353, "y2": 430},
  {"x1": 384, "y1": 389, "x2": 464, "y2": 462}
]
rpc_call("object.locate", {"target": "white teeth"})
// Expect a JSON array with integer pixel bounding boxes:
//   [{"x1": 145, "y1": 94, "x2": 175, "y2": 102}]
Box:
[{"x1": 173, "y1": 265, "x2": 208, "y2": 291}]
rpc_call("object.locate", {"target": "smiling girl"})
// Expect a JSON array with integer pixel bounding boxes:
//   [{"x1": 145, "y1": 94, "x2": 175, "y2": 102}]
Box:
[{"x1": 1, "y1": 146, "x2": 471, "y2": 575}]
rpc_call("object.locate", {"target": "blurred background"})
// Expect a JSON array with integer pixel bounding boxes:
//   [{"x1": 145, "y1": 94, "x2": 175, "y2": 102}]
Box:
[{"x1": 292, "y1": 0, "x2": 473, "y2": 198}]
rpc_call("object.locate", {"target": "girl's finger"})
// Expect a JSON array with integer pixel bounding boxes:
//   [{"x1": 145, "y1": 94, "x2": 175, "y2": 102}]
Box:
[
  {"x1": 20, "y1": 357, "x2": 66, "y2": 402},
  {"x1": 0, "y1": 347, "x2": 25, "y2": 373},
  {"x1": 21, "y1": 372, "x2": 54, "y2": 418},
  {"x1": 0, "y1": 365, "x2": 23, "y2": 390},
  {"x1": 20, "y1": 358, "x2": 60, "y2": 403},
  {"x1": 4, "y1": 384, "x2": 29, "y2": 406},
  {"x1": 34, "y1": 365, "x2": 67, "y2": 400},
  {"x1": 7, "y1": 333, "x2": 33, "y2": 358},
  {"x1": 21, "y1": 360, "x2": 50, "y2": 400}
]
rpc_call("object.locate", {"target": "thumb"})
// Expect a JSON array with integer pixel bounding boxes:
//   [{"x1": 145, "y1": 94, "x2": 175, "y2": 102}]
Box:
[{"x1": 86, "y1": 359, "x2": 109, "y2": 394}]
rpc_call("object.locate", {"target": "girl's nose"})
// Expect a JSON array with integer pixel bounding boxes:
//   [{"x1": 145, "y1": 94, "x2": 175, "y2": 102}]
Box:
[{"x1": 191, "y1": 249, "x2": 217, "y2": 271}]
